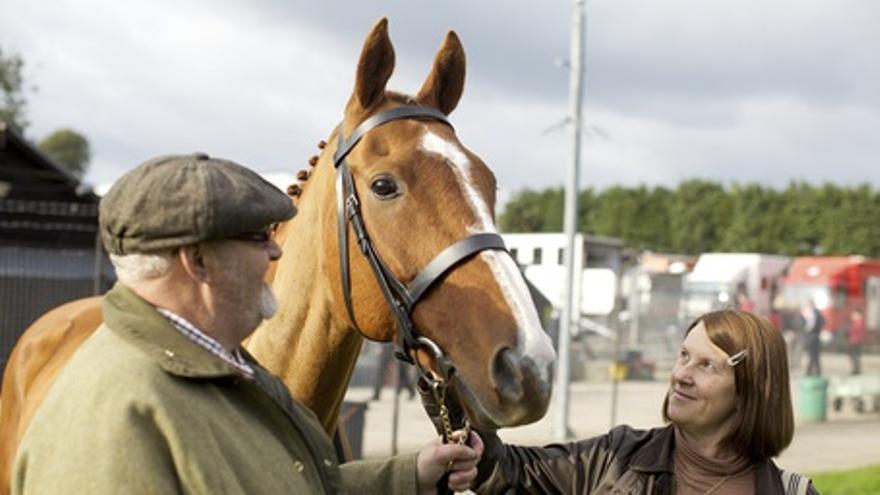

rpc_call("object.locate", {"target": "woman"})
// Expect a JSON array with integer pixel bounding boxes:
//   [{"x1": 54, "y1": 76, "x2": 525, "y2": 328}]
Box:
[
  {"x1": 847, "y1": 309, "x2": 867, "y2": 375},
  {"x1": 471, "y1": 309, "x2": 817, "y2": 494}
]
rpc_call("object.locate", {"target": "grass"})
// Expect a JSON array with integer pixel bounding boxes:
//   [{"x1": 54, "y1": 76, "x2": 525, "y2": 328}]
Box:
[{"x1": 809, "y1": 464, "x2": 880, "y2": 494}]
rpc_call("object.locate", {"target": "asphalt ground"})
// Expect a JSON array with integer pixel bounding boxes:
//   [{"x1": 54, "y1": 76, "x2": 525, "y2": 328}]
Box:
[{"x1": 346, "y1": 352, "x2": 880, "y2": 474}]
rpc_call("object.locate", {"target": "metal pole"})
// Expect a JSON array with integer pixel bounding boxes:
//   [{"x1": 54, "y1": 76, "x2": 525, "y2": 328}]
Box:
[
  {"x1": 610, "y1": 301, "x2": 622, "y2": 429},
  {"x1": 553, "y1": 0, "x2": 586, "y2": 441},
  {"x1": 93, "y1": 230, "x2": 103, "y2": 295},
  {"x1": 391, "y1": 360, "x2": 401, "y2": 455},
  {"x1": 630, "y1": 263, "x2": 641, "y2": 348}
]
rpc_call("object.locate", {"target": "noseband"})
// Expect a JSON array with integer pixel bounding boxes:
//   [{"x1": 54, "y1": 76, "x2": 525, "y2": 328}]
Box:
[{"x1": 332, "y1": 104, "x2": 507, "y2": 388}]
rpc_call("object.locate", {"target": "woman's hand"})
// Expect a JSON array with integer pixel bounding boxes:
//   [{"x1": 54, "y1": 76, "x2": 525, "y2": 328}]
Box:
[{"x1": 416, "y1": 430, "x2": 484, "y2": 494}]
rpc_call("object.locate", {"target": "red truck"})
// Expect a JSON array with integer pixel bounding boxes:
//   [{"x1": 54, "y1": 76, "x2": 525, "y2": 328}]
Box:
[{"x1": 776, "y1": 256, "x2": 880, "y2": 346}]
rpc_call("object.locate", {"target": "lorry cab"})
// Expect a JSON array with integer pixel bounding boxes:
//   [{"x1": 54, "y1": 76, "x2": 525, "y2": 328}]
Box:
[{"x1": 777, "y1": 256, "x2": 880, "y2": 347}]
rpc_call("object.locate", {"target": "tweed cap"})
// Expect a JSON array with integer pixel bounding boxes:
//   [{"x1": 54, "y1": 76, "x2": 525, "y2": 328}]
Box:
[{"x1": 100, "y1": 153, "x2": 296, "y2": 255}]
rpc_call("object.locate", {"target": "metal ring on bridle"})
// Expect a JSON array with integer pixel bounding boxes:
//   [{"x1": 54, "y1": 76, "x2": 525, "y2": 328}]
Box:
[{"x1": 415, "y1": 336, "x2": 456, "y2": 383}]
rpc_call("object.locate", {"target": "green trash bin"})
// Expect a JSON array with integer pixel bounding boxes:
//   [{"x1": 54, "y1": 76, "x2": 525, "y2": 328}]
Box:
[{"x1": 799, "y1": 376, "x2": 829, "y2": 422}]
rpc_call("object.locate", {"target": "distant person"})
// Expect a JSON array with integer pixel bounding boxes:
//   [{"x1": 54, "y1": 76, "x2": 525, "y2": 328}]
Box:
[
  {"x1": 847, "y1": 309, "x2": 868, "y2": 375},
  {"x1": 768, "y1": 308, "x2": 783, "y2": 332},
  {"x1": 781, "y1": 309, "x2": 806, "y2": 371},
  {"x1": 372, "y1": 344, "x2": 416, "y2": 401},
  {"x1": 431, "y1": 309, "x2": 817, "y2": 494},
  {"x1": 802, "y1": 300, "x2": 825, "y2": 376},
  {"x1": 735, "y1": 290, "x2": 755, "y2": 313}
]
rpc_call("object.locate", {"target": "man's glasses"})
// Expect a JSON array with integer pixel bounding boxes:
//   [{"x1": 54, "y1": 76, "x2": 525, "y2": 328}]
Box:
[{"x1": 229, "y1": 228, "x2": 273, "y2": 244}]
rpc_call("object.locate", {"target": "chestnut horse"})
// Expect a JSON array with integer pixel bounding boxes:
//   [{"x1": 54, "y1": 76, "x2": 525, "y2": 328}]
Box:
[{"x1": 0, "y1": 18, "x2": 556, "y2": 492}]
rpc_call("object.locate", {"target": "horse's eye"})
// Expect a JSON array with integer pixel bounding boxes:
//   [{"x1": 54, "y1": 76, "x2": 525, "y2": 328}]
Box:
[{"x1": 370, "y1": 176, "x2": 400, "y2": 199}]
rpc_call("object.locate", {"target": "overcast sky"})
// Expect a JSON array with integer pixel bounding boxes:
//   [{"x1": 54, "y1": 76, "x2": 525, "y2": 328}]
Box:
[{"x1": 2, "y1": 0, "x2": 878, "y2": 204}]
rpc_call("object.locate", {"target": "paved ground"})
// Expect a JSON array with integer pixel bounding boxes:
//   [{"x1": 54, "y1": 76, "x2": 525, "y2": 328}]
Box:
[{"x1": 345, "y1": 352, "x2": 880, "y2": 474}]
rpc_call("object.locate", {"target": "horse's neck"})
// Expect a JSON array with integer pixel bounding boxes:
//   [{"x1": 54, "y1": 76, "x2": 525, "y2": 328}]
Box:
[
  {"x1": 245, "y1": 169, "x2": 363, "y2": 434},
  {"x1": 251, "y1": 292, "x2": 362, "y2": 433}
]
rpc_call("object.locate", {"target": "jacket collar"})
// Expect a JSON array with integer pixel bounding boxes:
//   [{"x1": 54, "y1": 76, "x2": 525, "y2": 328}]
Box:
[
  {"x1": 629, "y1": 425, "x2": 786, "y2": 493},
  {"x1": 102, "y1": 283, "x2": 244, "y2": 379},
  {"x1": 629, "y1": 425, "x2": 676, "y2": 474},
  {"x1": 754, "y1": 458, "x2": 784, "y2": 492}
]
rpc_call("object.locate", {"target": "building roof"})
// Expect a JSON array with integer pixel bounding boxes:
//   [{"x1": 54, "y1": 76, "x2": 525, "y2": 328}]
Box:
[
  {"x1": 0, "y1": 121, "x2": 97, "y2": 202},
  {"x1": 1, "y1": 121, "x2": 100, "y2": 247}
]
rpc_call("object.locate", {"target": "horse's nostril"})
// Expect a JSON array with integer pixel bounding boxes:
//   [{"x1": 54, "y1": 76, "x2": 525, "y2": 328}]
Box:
[{"x1": 491, "y1": 348, "x2": 525, "y2": 404}]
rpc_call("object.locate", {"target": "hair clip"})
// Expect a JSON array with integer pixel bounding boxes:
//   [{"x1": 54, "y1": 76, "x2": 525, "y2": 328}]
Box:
[{"x1": 726, "y1": 350, "x2": 748, "y2": 367}]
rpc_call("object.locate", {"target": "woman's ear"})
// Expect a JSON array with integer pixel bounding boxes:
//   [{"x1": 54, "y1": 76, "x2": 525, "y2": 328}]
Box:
[{"x1": 179, "y1": 245, "x2": 209, "y2": 282}]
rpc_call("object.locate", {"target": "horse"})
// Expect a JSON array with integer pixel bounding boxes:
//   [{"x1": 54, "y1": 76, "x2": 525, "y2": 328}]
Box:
[{"x1": 0, "y1": 18, "x2": 556, "y2": 492}]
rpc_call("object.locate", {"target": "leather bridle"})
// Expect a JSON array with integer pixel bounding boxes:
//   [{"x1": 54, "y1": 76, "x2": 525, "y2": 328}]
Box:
[{"x1": 332, "y1": 104, "x2": 508, "y2": 398}]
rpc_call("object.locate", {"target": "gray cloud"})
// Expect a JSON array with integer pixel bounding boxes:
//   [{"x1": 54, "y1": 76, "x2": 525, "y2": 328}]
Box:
[{"x1": 1, "y1": 0, "x2": 877, "y2": 204}]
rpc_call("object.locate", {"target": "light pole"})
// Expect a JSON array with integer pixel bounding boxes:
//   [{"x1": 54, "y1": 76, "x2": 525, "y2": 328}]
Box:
[{"x1": 553, "y1": 0, "x2": 587, "y2": 441}]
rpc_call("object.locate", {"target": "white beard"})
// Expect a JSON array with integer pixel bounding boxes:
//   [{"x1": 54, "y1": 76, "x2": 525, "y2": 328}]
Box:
[{"x1": 259, "y1": 283, "x2": 278, "y2": 320}]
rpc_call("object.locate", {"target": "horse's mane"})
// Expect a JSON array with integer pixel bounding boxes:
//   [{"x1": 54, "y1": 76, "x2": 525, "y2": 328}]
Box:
[{"x1": 285, "y1": 92, "x2": 418, "y2": 201}]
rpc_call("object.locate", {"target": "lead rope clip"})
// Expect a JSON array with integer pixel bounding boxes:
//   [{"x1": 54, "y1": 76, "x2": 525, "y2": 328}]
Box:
[{"x1": 429, "y1": 377, "x2": 471, "y2": 471}]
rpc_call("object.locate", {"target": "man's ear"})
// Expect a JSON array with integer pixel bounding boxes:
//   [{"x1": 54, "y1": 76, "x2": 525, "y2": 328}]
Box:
[{"x1": 179, "y1": 245, "x2": 209, "y2": 282}]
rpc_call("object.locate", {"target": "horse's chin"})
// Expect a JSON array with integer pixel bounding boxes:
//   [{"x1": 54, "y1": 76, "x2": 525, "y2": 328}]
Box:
[
  {"x1": 452, "y1": 375, "x2": 550, "y2": 431},
  {"x1": 452, "y1": 380, "x2": 497, "y2": 430}
]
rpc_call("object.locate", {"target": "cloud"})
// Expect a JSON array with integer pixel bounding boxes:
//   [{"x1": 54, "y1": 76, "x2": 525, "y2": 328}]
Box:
[{"x1": 1, "y1": 0, "x2": 877, "y2": 203}]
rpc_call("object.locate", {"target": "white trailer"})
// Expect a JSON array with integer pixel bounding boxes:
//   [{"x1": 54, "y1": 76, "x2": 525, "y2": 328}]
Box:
[{"x1": 681, "y1": 253, "x2": 791, "y2": 322}]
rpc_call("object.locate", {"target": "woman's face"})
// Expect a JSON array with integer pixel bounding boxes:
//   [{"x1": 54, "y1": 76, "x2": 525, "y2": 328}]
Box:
[{"x1": 667, "y1": 322, "x2": 740, "y2": 437}]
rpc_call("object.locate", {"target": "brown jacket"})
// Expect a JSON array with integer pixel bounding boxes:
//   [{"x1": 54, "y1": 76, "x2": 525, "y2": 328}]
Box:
[{"x1": 474, "y1": 425, "x2": 818, "y2": 494}]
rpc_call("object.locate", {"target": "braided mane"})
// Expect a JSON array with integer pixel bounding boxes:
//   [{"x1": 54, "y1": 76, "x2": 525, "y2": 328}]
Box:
[{"x1": 286, "y1": 92, "x2": 418, "y2": 201}]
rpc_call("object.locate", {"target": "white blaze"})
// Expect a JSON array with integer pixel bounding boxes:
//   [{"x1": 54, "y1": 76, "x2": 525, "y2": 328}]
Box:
[{"x1": 420, "y1": 130, "x2": 556, "y2": 381}]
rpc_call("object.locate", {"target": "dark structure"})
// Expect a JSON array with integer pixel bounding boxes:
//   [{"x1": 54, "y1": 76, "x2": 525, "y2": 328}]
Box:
[{"x1": 0, "y1": 121, "x2": 113, "y2": 377}]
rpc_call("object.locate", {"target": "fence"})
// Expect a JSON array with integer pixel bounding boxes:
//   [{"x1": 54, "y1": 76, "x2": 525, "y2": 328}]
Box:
[{"x1": 0, "y1": 198, "x2": 113, "y2": 379}]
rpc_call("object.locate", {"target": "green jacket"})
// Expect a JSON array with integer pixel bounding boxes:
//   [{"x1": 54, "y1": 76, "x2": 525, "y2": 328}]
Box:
[{"x1": 13, "y1": 284, "x2": 417, "y2": 494}]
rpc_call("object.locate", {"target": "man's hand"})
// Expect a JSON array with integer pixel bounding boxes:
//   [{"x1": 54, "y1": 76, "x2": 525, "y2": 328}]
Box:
[{"x1": 416, "y1": 430, "x2": 484, "y2": 494}]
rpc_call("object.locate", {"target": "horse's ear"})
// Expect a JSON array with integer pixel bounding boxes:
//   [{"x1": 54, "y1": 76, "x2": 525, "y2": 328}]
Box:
[
  {"x1": 416, "y1": 31, "x2": 466, "y2": 115},
  {"x1": 348, "y1": 17, "x2": 395, "y2": 116}
]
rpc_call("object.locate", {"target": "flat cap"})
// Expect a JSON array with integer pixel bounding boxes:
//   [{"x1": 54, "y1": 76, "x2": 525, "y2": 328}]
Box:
[{"x1": 100, "y1": 153, "x2": 296, "y2": 255}]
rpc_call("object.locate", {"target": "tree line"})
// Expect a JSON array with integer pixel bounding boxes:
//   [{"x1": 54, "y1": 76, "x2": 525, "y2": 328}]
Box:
[
  {"x1": 499, "y1": 180, "x2": 880, "y2": 257},
  {"x1": 1, "y1": 46, "x2": 91, "y2": 178}
]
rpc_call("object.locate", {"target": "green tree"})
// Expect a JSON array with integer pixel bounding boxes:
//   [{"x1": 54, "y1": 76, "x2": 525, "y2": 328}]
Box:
[
  {"x1": 576, "y1": 188, "x2": 598, "y2": 234},
  {"x1": 815, "y1": 183, "x2": 847, "y2": 255},
  {"x1": 499, "y1": 187, "x2": 600, "y2": 234},
  {"x1": 498, "y1": 181, "x2": 880, "y2": 257},
  {"x1": 776, "y1": 182, "x2": 822, "y2": 255},
  {"x1": 0, "y1": 46, "x2": 30, "y2": 131},
  {"x1": 591, "y1": 185, "x2": 634, "y2": 239},
  {"x1": 668, "y1": 179, "x2": 731, "y2": 254},
  {"x1": 720, "y1": 184, "x2": 787, "y2": 253},
  {"x1": 500, "y1": 188, "x2": 564, "y2": 232},
  {"x1": 819, "y1": 184, "x2": 880, "y2": 256},
  {"x1": 591, "y1": 185, "x2": 671, "y2": 251},
  {"x1": 646, "y1": 186, "x2": 674, "y2": 251},
  {"x1": 37, "y1": 128, "x2": 92, "y2": 179}
]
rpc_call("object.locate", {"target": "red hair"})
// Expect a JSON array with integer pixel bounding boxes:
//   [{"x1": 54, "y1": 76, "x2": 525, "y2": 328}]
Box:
[{"x1": 662, "y1": 309, "x2": 794, "y2": 460}]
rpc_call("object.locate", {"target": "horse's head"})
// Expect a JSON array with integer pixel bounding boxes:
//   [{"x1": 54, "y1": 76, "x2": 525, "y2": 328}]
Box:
[{"x1": 305, "y1": 18, "x2": 555, "y2": 429}]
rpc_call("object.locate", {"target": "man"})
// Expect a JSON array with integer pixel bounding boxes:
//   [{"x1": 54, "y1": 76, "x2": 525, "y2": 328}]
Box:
[
  {"x1": 12, "y1": 153, "x2": 481, "y2": 494},
  {"x1": 802, "y1": 299, "x2": 825, "y2": 376}
]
